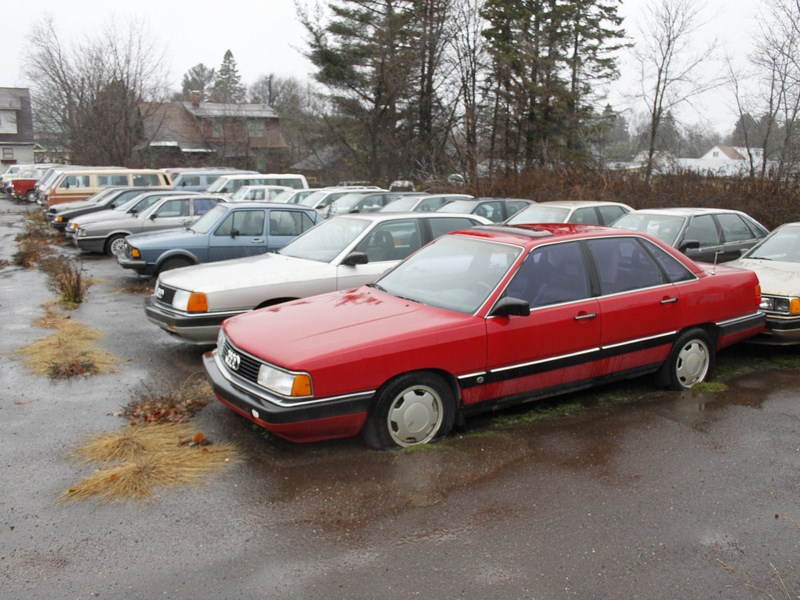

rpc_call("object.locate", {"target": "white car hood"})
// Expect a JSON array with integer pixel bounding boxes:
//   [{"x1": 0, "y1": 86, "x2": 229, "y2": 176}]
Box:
[
  {"x1": 159, "y1": 252, "x2": 334, "y2": 294},
  {"x1": 729, "y1": 258, "x2": 800, "y2": 296},
  {"x1": 73, "y1": 210, "x2": 128, "y2": 227}
]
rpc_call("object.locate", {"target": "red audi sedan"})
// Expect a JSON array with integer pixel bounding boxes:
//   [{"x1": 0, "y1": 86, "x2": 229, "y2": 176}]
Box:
[{"x1": 204, "y1": 224, "x2": 764, "y2": 449}]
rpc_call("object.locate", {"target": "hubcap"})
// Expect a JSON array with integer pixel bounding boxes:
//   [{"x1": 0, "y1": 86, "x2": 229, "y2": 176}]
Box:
[
  {"x1": 110, "y1": 238, "x2": 126, "y2": 256},
  {"x1": 387, "y1": 385, "x2": 443, "y2": 447},
  {"x1": 675, "y1": 339, "x2": 710, "y2": 388}
]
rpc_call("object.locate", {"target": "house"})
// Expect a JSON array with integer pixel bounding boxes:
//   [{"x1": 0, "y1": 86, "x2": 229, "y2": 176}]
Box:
[
  {"x1": 0, "y1": 88, "x2": 35, "y2": 167},
  {"x1": 137, "y1": 91, "x2": 289, "y2": 171},
  {"x1": 700, "y1": 145, "x2": 764, "y2": 162}
]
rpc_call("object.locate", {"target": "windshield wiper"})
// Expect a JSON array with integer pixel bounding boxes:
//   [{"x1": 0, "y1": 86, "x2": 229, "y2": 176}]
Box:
[{"x1": 368, "y1": 283, "x2": 387, "y2": 292}]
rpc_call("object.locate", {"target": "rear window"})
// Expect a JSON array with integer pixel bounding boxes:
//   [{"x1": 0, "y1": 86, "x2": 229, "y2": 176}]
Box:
[{"x1": 132, "y1": 174, "x2": 162, "y2": 186}]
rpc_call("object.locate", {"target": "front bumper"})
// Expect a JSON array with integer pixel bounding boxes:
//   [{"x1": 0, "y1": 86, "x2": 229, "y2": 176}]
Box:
[
  {"x1": 750, "y1": 314, "x2": 800, "y2": 345},
  {"x1": 117, "y1": 255, "x2": 149, "y2": 272},
  {"x1": 144, "y1": 295, "x2": 237, "y2": 344},
  {"x1": 203, "y1": 350, "x2": 370, "y2": 443},
  {"x1": 74, "y1": 236, "x2": 107, "y2": 254}
]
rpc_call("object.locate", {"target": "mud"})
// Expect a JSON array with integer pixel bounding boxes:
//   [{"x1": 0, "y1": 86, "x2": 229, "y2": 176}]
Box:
[{"x1": 1, "y1": 199, "x2": 799, "y2": 599}]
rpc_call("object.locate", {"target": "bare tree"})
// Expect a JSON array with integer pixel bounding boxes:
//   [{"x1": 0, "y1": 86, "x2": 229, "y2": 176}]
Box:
[
  {"x1": 633, "y1": 0, "x2": 720, "y2": 183},
  {"x1": 24, "y1": 16, "x2": 171, "y2": 166}
]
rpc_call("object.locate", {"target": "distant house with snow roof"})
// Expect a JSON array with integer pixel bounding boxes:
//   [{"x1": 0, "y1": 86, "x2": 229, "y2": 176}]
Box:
[{"x1": 136, "y1": 91, "x2": 288, "y2": 171}]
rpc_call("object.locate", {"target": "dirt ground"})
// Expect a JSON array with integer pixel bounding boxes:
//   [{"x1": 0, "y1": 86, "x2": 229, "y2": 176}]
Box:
[{"x1": 1, "y1": 199, "x2": 799, "y2": 600}]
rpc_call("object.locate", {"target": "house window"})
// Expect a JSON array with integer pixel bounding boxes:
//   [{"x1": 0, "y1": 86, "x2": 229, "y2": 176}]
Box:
[
  {"x1": 211, "y1": 121, "x2": 224, "y2": 138},
  {"x1": 247, "y1": 120, "x2": 266, "y2": 137},
  {"x1": 712, "y1": 151, "x2": 719, "y2": 157},
  {"x1": 2, "y1": 148, "x2": 13, "y2": 159}
]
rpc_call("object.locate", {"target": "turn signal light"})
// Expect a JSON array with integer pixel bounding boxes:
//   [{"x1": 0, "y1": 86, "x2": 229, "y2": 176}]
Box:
[
  {"x1": 791, "y1": 298, "x2": 800, "y2": 315},
  {"x1": 291, "y1": 374, "x2": 312, "y2": 397},
  {"x1": 186, "y1": 292, "x2": 208, "y2": 313}
]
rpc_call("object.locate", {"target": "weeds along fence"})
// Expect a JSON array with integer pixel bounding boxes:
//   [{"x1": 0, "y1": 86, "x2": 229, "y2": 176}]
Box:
[{"x1": 471, "y1": 169, "x2": 800, "y2": 230}]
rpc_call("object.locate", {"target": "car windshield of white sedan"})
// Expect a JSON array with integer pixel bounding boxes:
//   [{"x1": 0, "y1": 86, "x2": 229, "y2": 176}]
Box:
[
  {"x1": 506, "y1": 205, "x2": 570, "y2": 224},
  {"x1": 613, "y1": 213, "x2": 685, "y2": 246},
  {"x1": 437, "y1": 200, "x2": 475, "y2": 213},
  {"x1": 374, "y1": 236, "x2": 522, "y2": 314},
  {"x1": 190, "y1": 205, "x2": 228, "y2": 234},
  {"x1": 278, "y1": 217, "x2": 371, "y2": 262},
  {"x1": 747, "y1": 225, "x2": 800, "y2": 262}
]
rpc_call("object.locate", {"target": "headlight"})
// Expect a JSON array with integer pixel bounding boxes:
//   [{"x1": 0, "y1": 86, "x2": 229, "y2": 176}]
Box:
[
  {"x1": 77, "y1": 229, "x2": 86, "y2": 237},
  {"x1": 257, "y1": 364, "x2": 313, "y2": 397},
  {"x1": 216, "y1": 328, "x2": 225, "y2": 349},
  {"x1": 172, "y1": 290, "x2": 208, "y2": 313},
  {"x1": 760, "y1": 296, "x2": 800, "y2": 314},
  {"x1": 55, "y1": 215, "x2": 63, "y2": 222}
]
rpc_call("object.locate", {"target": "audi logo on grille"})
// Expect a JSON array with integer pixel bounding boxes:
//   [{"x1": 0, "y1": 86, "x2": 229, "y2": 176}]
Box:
[
  {"x1": 224, "y1": 349, "x2": 241, "y2": 371},
  {"x1": 156, "y1": 287, "x2": 165, "y2": 299}
]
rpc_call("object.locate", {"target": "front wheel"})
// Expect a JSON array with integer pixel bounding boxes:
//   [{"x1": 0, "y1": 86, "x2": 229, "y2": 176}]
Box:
[
  {"x1": 25, "y1": 190, "x2": 36, "y2": 203},
  {"x1": 363, "y1": 372, "x2": 456, "y2": 449},
  {"x1": 658, "y1": 328, "x2": 714, "y2": 390},
  {"x1": 158, "y1": 257, "x2": 192, "y2": 275}
]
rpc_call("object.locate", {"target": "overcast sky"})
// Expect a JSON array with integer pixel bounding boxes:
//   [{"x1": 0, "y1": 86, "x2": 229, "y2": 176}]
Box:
[{"x1": 3, "y1": 0, "x2": 761, "y2": 136}]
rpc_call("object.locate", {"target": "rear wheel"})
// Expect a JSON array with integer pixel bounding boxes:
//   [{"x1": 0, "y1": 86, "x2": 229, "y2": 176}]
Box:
[
  {"x1": 658, "y1": 328, "x2": 714, "y2": 390},
  {"x1": 105, "y1": 234, "x2": 127, "y2": 257},
  {"x1": 363, "y1": 372, "x2": 455, "y2": 449},
  {"x1": 158, "y1": 257, "x2": 192, "y2": 275},
  {"x1": 25, "y1": 191, "x2": 36, "y2": 203}
]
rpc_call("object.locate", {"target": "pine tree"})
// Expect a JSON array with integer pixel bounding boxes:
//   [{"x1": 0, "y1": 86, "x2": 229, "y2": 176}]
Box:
[
  {"x1": 210, "y1": 50, "x2": 246, "y2": 104},
  {"x1": 181, "y1": 63, "x2": 216, "y2": 100}
]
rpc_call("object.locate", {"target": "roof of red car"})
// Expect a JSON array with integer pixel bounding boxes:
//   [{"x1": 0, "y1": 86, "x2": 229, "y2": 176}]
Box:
[{"x1": 457, "y1": 223, "x2": 620, "y2": 246}]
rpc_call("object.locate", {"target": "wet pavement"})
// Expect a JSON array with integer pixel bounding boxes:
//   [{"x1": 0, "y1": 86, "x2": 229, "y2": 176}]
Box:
[{"x1": 1, "y1": 199, "x2": 799, "y2": 599}]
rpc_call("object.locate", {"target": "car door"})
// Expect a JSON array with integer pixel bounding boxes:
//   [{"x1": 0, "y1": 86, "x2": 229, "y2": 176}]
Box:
[
  {"x1": 586, "y1": 236, "x2": 683, "y2": 377},
  {"x1": 485, "y1": 240, "x2": 601, "y2": 401},
  {"x1": 680, "y1": 214, "x2": 722, "y2": 262},
  {"x1": 209, "y1": 208, "x2": 268, "y2": 261},
  {"x1": 266, "y1": 209, "x2": 316, "y2": 252},
  {"x1": 145, "y1": 199, "x2": 193, "y2": 232},
  {"x1": 715, "y1": 212, "x2": 765, "y2": 262}
]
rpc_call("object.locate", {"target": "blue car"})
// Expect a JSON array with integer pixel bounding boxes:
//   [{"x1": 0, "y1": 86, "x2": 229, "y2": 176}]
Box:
[{"x1": 117, "y1": 202, "x2": 320, "y2": 277}]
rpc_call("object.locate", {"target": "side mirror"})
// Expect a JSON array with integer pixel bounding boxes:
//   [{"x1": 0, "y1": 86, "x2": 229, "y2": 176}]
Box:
[
  {"x1": 679, "y1": 240, "x2": 700, "y2": 252},
  {"x1": 149, "y1": 213, "x2": 157, "y2": 220},
  {"x1": 490, "y1": 296, "x2": 530, "y2": 317},
  {"x1": 231, "y1": 229, "x2": 239, "y2": 238},
  {"x1": 341, "y1": 251, "x2": 369, "y2": 266}
]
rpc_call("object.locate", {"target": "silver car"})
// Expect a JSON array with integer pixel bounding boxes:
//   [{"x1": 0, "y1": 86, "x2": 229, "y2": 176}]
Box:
[
  {"x1": 74, "y1": 195, "x2": 224, "y2": 256},
  {"x1": 145, "y1": 212, "x2": 491, "y2": 344}
]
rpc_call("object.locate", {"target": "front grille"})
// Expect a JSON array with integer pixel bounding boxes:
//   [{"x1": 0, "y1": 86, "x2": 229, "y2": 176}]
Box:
[
  {"x1": 220, "y1": 339, "x2": 262, "y2": 384},
  {"x1": 155, "y1": 284, "x2": 176, "y2": 306}
]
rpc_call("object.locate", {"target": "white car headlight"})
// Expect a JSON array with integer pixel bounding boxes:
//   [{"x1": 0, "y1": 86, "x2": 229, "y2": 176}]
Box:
[{"x1": 257, "y1": 364, "x2": 312, "y2": 398}]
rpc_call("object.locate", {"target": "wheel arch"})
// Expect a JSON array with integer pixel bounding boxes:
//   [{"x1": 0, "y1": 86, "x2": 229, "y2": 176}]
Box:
[
  {"x1": 254, "y1": 297, "x2": 299, "y2": 309},
  {"x1": 155, "y1": 250, "x2": 199, "y2": 270}
]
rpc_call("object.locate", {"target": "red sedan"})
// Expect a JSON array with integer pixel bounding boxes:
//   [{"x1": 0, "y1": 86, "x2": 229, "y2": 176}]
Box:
[{"x1": 204, "y1": 224, "x2": 764, "y2": 449}]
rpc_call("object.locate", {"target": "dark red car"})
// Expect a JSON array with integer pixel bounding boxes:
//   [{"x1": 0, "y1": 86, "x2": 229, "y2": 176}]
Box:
[{"x1": 204, "y1": 224, "x2": 764, "y2": 448}]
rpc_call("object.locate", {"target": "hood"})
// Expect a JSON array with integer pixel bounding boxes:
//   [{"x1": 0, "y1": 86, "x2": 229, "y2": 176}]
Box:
[
  {"x1": 224, "y1": 287, "x2": 464, "y2": 368},
  {"x1": 728, "y1": 258, "x2": 800, "y2": 296},
  {"x1": 158, "y1": 252, "x2": 334, "y2": 294},
  {"x1": 71, "y1": 209, "x2": 125, "y2": 227},
  {"x1": 82, "y1": 214, "x2": 145, "y2": 232},
  {"x1": 53, "y1": 200, "x2": 94, "y2": 213}
]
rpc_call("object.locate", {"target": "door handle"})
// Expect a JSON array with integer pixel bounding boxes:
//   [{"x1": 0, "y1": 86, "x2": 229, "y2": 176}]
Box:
[
  {"x1": 251, "y1": 239, "x2": 264, "y2": 243},
  {"x1": 574, "y1": 312, "x2": 597, "y2": 320},
  {"x1": 660, "y1": 297, "x2": 678, "y2": 304}
]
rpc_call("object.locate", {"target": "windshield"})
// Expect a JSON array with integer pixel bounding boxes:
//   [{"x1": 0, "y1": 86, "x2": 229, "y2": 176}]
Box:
[
  {"x1": 205, "y1": 177, "x2": 232, "y2": 193},
  {"x1": 330, "y1": 193, "x2": 369, "y2": 211},
  {"x1": 381, "y1": 196, "x2": 422, "y2": 212},
  {"x1": 613, "y1": 213, "x2": 686, "y2": 246},
  {"x1": 745, "y1": 225, "x2": 800, "y2": 262},
  {"x1": 278, "y1": 217, "x2": 370, "y2": 262},
  {"x1": 190, "y1": 204, "x2": 229, "y2": 234},
  {"x1": 506, "y1": 205, "x2": 570, "y2": 225},
  {"x1": 298, "y1": 190, "x2": 331, "y2": 207},
  {"x1": 437, "y1": 200, "x2": 476, "y2": 214},
  {"x1": 230, "y1": 186, "x2": 252, "y2": 201},
  {"x1": 374, "y1": 235, "x2": 522, "y2": 314}
]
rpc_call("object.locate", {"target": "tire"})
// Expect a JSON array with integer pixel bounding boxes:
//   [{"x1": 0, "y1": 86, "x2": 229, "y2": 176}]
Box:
[
  {"x1": 363, "y1": 372, "x2": 456, "y2": 449},
  {"x1": 25, "y1": 191, "x2": 36, "y2": 203},
  {"x1": 158, "y1": 257, "x2": 192, "y2": 275},
  {"x1": 105, "y1": 234, "x2": 127, "y2": 257},
  {"x1": 657, "y1": 328, "x2": 715, "y2": 390}
]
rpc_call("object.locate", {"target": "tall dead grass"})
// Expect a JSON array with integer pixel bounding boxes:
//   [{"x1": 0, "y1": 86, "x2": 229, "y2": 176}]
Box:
[{"x1": 62, "y1": 423, "x2": 238, "y2": 503}]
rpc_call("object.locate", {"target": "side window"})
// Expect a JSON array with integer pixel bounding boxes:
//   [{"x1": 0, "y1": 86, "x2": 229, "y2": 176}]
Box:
[
  {"x1": 588, "y1": 237, "x2": 665, "y2": 295},
  {"x1": 268, "y1": 210, "x2": 306, "y2": 236},
  {"x1": 504, "y1": 242, "x2": 589, "y2": 308},
  {"x1": 132, "y1": 174, "x2": 161, "y2": 186},
  {"x1": 683, "y1": 215, "x2": 719, "y2": 246},
  {"x1": 179, "y1": 175, "x2": 200, "y2": 187},
  {"x1": 429, "y1": 217, "x2": 478, "y2": 240},
  {"x1": 475, "y1": 202, "x2": 502, "y2": 222},
  {"x1": 215, "y1": 213, "x2": 235, "y2": 237},
  {"x1": 597, "y1": 205, "x2": 627, "y2": 225},
  {"x1": 193, "y1": 198, "x2": 218, "y2": 215},
  {"x1": 506, "y1": 201, "x2": 530, "y2": 218},
  {"x1": 569, "y1": 207, "x2": 601, "y2": 225},
  {"x1": 355, "y1": 220, "x2": 420, "y2": 262},
  {"x1": 60, "y1": 175, "x2": 91, "y2": 189},
  {"x1": 231, "y1": 210, "x2": 266, "y2": 236},
  {"x1": 97, "y1": 174, "x2": 129, "y2": 186},
  {"x1": 155, "y1": 199, "x2": 189, "y2": 218},
  {"x1": 642, "y1": 239, "x2": 695, "y2": 283},
  {"x1": 361, "y1": 195, "x2": 386, "y2": 212},
  {"x1": 716, "y1": 213, "x2": 757, "y2": 242}
]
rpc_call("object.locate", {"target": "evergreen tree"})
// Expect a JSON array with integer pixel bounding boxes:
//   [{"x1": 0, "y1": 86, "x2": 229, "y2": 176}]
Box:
[
  {"x1": 181, "y1": 63, "x2": 216, "y2": 101},
  {"x1": 210, "y1": 50, "x2": 246, "y2": 104}
]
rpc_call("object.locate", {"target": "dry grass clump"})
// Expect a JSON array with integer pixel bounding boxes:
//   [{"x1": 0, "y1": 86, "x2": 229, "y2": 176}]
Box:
[
  {"x1": 15, "y1": 319, "x2": 118, "y2": 379},
  {"x1": 40, "y1": 255, "x2": 90, "y2": 305},
  {"x1": 123, "y1": 376, "x2": 212, "y2": 425},
  {"x1": 62, "y1": 423, "x2": 238, "y2": 503},
  {"x1": 13, "y1": 210, "x2": 56, "y2": 268}
]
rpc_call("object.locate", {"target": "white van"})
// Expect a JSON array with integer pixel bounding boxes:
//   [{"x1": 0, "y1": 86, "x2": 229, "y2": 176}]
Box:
[{"x1": 206, "y1": 173, "x2": 308, "y2": 196}]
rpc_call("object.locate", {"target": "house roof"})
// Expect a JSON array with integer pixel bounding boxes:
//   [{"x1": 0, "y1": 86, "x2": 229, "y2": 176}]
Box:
[
  {"x1": 182, "y1": 102, "x2": 278, "y2": 119},
  {"x1": 138, "y1": 102, "x2": 212, "y2": 153}
]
